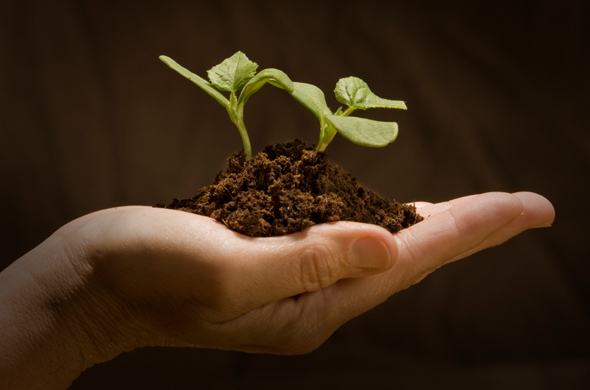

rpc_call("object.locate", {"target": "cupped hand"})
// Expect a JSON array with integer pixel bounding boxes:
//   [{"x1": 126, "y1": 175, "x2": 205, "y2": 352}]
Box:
[
  {"x1": 3, "y1": 191, "x2": 554, "y2": 389},
  {"x1": 47, "y1": 191, "x2": 553, "y2": 361}
]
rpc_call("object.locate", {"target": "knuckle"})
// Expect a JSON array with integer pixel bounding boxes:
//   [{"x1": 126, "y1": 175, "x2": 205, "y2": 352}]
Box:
[
  {"x1": 396, "y1": 232, "x2": 436, "y2": 287},
  {"x1": 298, "y1": 244, "x2": 340, "y2": 292},
  {"x1": 397, "y1": 231, "x2": 426, "y2": 270}
]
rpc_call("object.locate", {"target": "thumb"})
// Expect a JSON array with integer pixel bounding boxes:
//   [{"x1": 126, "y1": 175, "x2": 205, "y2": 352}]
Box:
[{"x1": 228, "y1": 221, "x2": 398, "y2": 306}]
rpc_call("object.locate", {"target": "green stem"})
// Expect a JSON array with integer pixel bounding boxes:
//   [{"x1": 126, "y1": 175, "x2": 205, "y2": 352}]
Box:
[
  {"x1": 314, "y1": 106, "x2": 355, "y2": 152},
  {"x1": 315, "y1": 123, "x2": 337, "y2": 153},
  {"x1": 228, "y1": 92, "x2": 252, "y2": 160},
  {"x1": 233, "y1": 116, "x2": 252, "y2": 161},
  {"x1": 341, "y1": 106, "x2": 356, "y2": 117}
]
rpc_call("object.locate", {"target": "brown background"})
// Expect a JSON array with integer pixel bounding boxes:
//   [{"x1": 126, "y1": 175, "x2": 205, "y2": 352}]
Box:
[{"x1": 1, "y1": 0, "x2": 589, "y2": 388}]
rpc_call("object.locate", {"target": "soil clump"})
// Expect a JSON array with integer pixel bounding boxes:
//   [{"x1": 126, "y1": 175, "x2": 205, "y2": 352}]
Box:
[{"x1": 156, "y1": 140, "x2": 422, "y2": 236}]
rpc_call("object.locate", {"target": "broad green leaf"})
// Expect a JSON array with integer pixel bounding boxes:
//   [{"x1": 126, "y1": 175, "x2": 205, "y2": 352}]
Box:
[
  {"x1": 325, "y1": 114, "x2": 398, "y2": 147},
  {"x1": 207, "y1": 51, "x2": 258, "y2": 93},
  {"x1": 159, "y1": 55, "x2": 229, "y2": 108},
  {"x1": 335, "y1": 76, "x2": 407, "y2": 111},
  {"x1": 288, "y1": 82, "x2": 332, "y2": 121},
  {"x1": 238, "y1": 68, "x2": 294, "y2": 106}
]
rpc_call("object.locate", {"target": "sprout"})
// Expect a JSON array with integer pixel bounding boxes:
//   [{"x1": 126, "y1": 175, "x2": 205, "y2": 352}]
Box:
[
  {"x1": 160, "y1": 52, "x2": 292, "y2": 160},
  {"x1": 160, "y1": 52, "x2": 407, "y2": 159}
]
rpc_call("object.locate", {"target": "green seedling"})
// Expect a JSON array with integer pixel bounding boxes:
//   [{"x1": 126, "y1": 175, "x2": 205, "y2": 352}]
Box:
[
  {"x1": 288, "y1": 76, "x2": 407, "y2": 152},
  {"x1": 160, "y1": 52, "x2": 293, "y2": 161},
  {"x1": 160, "y1": 52, "x2": 407, "y2": 160}
]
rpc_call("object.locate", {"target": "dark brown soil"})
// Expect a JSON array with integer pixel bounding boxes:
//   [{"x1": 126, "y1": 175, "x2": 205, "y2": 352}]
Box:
[{"x1": 156, "y1": 140, "x2": 422, "y2": 237}]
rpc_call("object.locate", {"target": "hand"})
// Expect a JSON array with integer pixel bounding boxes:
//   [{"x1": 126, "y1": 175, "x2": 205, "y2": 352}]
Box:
[{"x1": 0, "y1": 191, "x2": 554, "y2": 389}]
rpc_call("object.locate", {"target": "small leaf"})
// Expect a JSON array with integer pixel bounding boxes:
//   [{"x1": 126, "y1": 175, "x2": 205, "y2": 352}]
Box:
[
  {"x1": 207, "y1": 52, "x2": 258, "y2": 92},
  {"x1": 335, "y1": 76, "x2": 407, "y2": 111},
  {"x1": 238, "y1": 68, "x2": 294, "y2": 106},
  {"x1": 288, "y1": 82, "x2": 332, "y2": 121},
  {"x1": 159, "y1": 55, "x2": 229, "y2": 108},
  {"x1": 325, "y1": 115, "x2": 398, "y2": 147}
]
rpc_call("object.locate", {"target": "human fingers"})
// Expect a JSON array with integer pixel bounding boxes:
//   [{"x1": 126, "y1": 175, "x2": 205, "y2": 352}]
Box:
[
  {"x1": 444, "y1": 191, "x2": 555, "y2": 263},
  {"x1": 302, "y1": 192, "x2": 526, "y2": 327},
  {"x1": 410, "y1": 192, "x2": 554, "y2": 263},
  {"x1": 211, "y1": 192, "x2": 532, "y2": 353},
  {"x1": 396, "y1": 192, "x2": 524, "y2": 282},
  {"x1": 412, "y1": 194, "x2": 479, "y2": 217}
]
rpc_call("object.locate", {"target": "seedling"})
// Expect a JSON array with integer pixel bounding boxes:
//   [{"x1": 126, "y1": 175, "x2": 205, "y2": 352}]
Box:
[
  {"x1": 160, "y1": 52, "x2": 407, "y2": 160},
  {"x1": 160, "y1": 52, "x2": 292, "y2": 161},
  {"x1": 289, "y1": 76, "x2": 407, "y2": 152}
]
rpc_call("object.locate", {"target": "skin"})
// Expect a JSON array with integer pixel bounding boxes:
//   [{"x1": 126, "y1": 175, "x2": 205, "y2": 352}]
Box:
[{"x1": 0, "y1": 191, "x2": 554, "y2": 389}]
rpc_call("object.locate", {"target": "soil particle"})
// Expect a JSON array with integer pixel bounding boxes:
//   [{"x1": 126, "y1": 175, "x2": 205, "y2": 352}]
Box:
[{"x1": 156, "y1": 140, "x2": 423, "y2": 237}]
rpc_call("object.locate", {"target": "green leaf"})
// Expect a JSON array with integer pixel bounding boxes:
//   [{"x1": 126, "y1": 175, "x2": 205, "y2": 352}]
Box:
[
  {"x1": 238, "y1": 68, "x2": 294, "y2": 106},
  {"x1": 159, "y1": 55, "x2": 230, "y2": 108},
  {"x1": 335, "y1": 76, "x2": 407, "y2": 111},
  {"x1": 207, "y1": 51, "x2": 258, "y2": 93},
  {"x1": 288, "y1": 82, "x2": 332, "y2": 121},
  {"x1": 325, "y1": 115, "x2": 398, "y2": 147}
]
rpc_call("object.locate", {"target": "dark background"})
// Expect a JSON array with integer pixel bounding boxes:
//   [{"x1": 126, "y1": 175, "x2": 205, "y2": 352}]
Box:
[{"x1": 1, "y1": 0, "x2": 589, "y2": 388}]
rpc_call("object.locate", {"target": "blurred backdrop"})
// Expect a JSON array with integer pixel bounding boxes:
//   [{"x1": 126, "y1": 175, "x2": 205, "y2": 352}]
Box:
[{"x1": 1, "y1": 0, "x2": 589, "y2": 388}]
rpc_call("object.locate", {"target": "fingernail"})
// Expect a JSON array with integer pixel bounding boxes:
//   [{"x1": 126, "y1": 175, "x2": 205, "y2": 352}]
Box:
[{"x1": 350, "y1": 237, "x2": 391, "y2": 269}]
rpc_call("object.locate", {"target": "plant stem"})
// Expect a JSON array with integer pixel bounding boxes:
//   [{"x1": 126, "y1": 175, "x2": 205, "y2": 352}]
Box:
[
  {"x1": 231, "y1": 115, "x2": 252, "y2": 161},
  {"x1": 341, "y1": 106, "x2": 356, "y2": 117},
  {"x1": 228, "y1": 92, "x2": 252, "y2": 160},
  {"x1": 314, "y1": 106, "x2": 356, "y2": 152},
  {"x1": 315, "y1": 123, "x2": 337, "y2": 153}
]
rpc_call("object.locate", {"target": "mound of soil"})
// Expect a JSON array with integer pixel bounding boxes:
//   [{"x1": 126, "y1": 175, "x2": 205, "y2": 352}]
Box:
[{"x1": 156, "y1": 140, "x2": 422, "y2": 237}]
